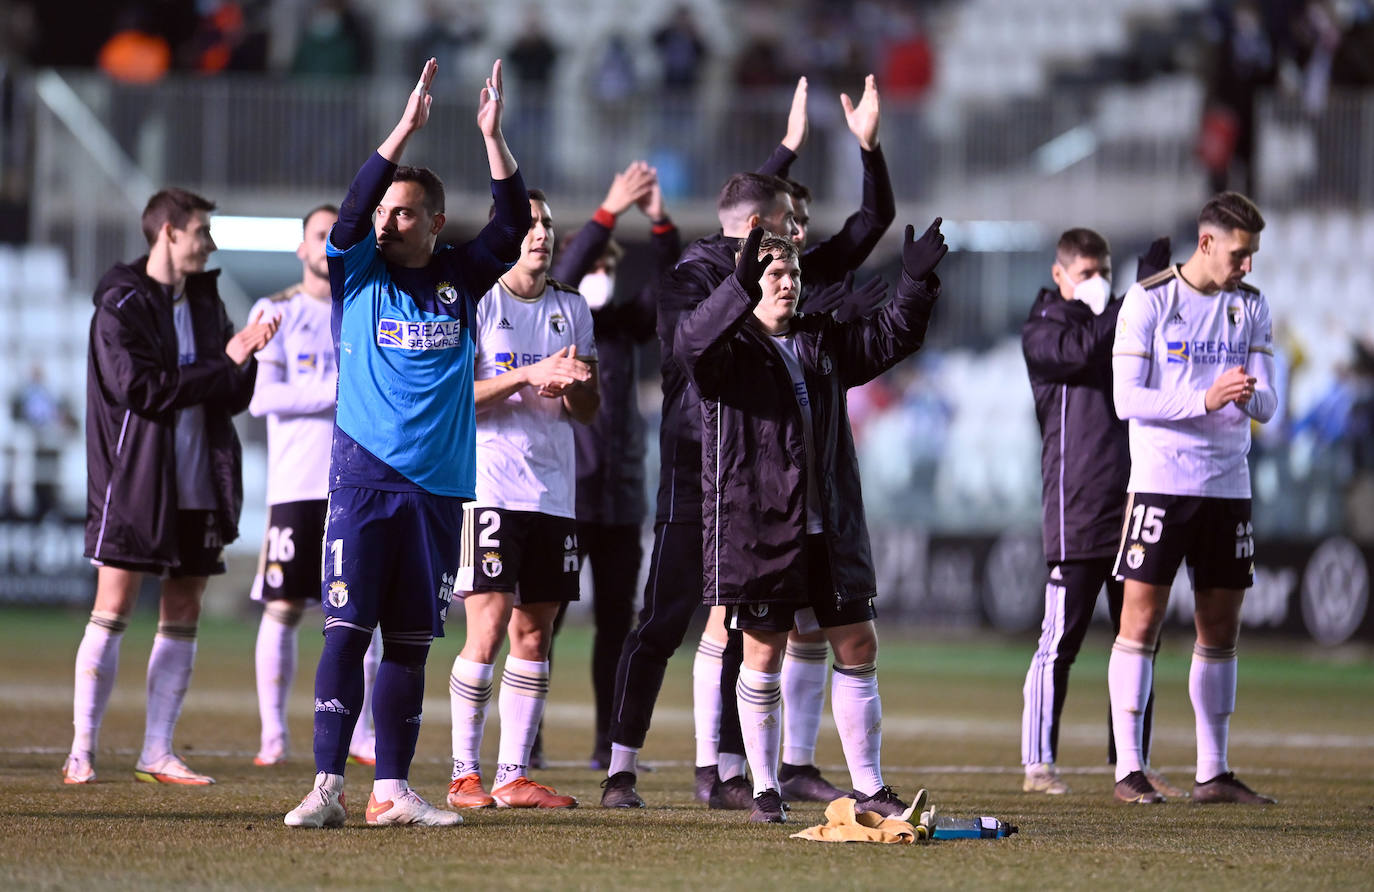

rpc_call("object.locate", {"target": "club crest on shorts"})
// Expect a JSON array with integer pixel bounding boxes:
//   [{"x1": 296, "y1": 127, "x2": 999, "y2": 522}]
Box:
[
  {"x1": 1125, "y1": 544, "x2": 1146, "y2": 570},
  {"x1": 265, "y1": 562, "x2": 284, "y2": 589},
  {"x1": 750, "y1": 604, "x2": 769, "y2": 618},
  {"x1": 437, "y1": 281, "x2": 458, "y2": 305},
  {"x1": 482, "y1": 551, "x2": 503, "y2": 578},
  {"x1": 327, "y1": 580, "x2": 349, "y2": 608}
]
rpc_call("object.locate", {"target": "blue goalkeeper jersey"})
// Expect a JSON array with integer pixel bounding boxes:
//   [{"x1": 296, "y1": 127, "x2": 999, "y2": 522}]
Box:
[{"x1": 326, "y1": 152, "x2": 529, "y2": 498}]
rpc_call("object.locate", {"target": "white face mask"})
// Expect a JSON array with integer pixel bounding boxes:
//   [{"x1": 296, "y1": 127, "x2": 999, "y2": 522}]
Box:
[
  {"x1": 579, "y1": 271, "x2": 614, "y2": 310},
  {"x1": 1073, "y1": 274, "x2": 1112, "y2": 315}
]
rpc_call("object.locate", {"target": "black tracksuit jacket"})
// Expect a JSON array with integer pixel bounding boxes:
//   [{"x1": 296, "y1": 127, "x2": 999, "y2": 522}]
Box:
[
  {"x1": 674, "y1": 270, "x2": 938, "y2": 607},
  {"x1": 1022, "y1": 288, "x2": 1130, "y2": 564},
  {"x1": 654, "y1": 144, "x2": 895, "y2": 526},
  {"x1": 84, "y1": 259, "x2": 257, "y2": 568},
  {"x1": 553, "y1": 217, "x2": 682, "y2": 527}
]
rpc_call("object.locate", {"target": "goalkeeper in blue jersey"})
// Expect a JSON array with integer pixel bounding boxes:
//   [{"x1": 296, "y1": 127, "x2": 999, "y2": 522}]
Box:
[{"x1": 285, "y1": 58, "x2": 530, "y2": 829}]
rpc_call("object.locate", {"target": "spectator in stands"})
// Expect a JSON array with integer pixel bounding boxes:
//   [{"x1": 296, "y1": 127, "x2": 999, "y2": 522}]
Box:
[
  {"x1": 1200, "y1": 0, "x2": 1277, "y2": 195},
  {"x1": 653, "y1": 4, "x2": 708, "y2": 97},
  {"x1": 96, "y1": 9, "x2": 172, "y2": 85},
  {"x1": 181, "y1": 1, "x2": 268, "y2": 74},
  {"x1": 506, "y1": 7, "x2": 558, "y2": 92},
  {"x1": 408, "y1": 0, "x2": 484, "y2": 79},
  {"x1": 290, "y1": 0, "x2": 369, "y2": 78}
]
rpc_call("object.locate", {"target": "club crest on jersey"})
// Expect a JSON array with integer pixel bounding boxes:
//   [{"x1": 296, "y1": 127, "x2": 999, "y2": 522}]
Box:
[
  {"x1": 437, "y1": 281, "x2": 458, "y2": 305},
  {"x1": 549, "y1": 312, "x2": 567, "y2": 334},
  {"x1": 1227, "y1": 304, "x2": 1242, "y2": 325},
  {"x1": 481, "y1": 551, "x2": 503, "y2": 578},
  {"x1": 1125, "y1": 544, "x2": 1146, "y2": 570},
  {"x1": 818, "y1": 351, "x2": 834, "y2": 375},
  {"x1": 377, "y1": 317, "x2": 464, "y2": 350},
  {"x1": 327, "y1": 580, "x2": 349, "y2": 608},
  {"x1": 1166, "y1": 341, "x2": 1190, "y2": 363}
]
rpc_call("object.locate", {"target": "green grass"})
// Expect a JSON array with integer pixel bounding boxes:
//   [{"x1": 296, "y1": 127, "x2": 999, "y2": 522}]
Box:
[{"x1": 1, "y1": 607, "x2": 1371, "y2": 890}]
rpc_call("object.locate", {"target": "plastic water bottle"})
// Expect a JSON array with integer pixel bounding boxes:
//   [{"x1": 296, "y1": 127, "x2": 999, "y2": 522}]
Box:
[{"x1": 931, "y1": 815, "x2": 1018, "y2": 839}]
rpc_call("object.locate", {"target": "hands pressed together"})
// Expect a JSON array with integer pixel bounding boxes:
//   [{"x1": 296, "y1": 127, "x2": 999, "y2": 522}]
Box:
[
  {"x1": 524, "y1": 346, "x2": 593, "y2": 399},
  {"x1": 1205, "y1": 366, "x2": 1257, "y2": 411}
]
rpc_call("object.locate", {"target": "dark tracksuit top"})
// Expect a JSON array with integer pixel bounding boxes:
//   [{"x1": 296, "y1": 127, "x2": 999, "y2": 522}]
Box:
[{"x1": 1022, "y1": 288, "x2": 1131, "y2": 563}]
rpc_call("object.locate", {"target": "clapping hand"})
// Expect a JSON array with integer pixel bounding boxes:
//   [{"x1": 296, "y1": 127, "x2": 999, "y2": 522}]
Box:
[{"x1": 226, "y1": 309, "x2": 280, "y2": 366}]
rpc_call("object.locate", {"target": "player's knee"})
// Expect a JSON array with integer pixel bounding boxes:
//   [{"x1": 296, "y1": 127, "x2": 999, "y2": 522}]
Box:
[
  {"x1": 264, "y1": 600, "x2": 305, "y2": 627},
  {"x1": 323, "y1": 625, "x2": 375, "y2": 661},
  {"x1": 379, "y1": 637, "x2": 430, "y2": 669}
]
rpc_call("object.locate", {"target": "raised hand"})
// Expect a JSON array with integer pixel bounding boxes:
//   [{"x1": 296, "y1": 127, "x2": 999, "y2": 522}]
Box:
[
  {"x1": 477, "y1": 59, "x2": 505, "y2": 139},
  {"x1": 802, "y1": 271, "x2": 854, "y2": 316},
  {"x1": 1136, "y1": 236, "x2": 1172, "y2": 282},
  {"x1": 636, "y1": 175, "x2": 666, "y2": 222},
  {"x1": 782, "y1": 76, "x2": 809, "y2": 153},
  {"x1": 901, "y1": 218, "x2": 948, "y2": 282},
  {"x1": 226, "y1": 309, "x2": 281, "y2": 365},
  {"x1": 733, "y1": 227, "x2": 773, "y2": 300},
  {"x1": 380, "y1": 58, "x2": 437, "y2": 161},
  {"x1": 1205, "y1": 365, "x2": 1257, "y2": 411},
  {"x1": 833, "y1": 275, "x2": 890, "y2": 323},
  {"x1": 840, "y1": 74, "x2": 880, "y2": 151},
  {"x1": 602, "y1": 161, "x2": 657, "y2": 217}
]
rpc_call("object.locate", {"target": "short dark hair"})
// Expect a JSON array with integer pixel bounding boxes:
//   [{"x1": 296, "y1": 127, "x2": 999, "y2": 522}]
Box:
[
  {"x1": 1055, "y1": 227, "x2": 1110, "y2": 267},
  {"x1": 599, "y1": 238, "x2": 624, "y2": 264},
  {"x1": 488, "y1": 188, "x2": 549, "y2": 220},
  {"x1": 1198, "y1": 191, "x2": 1265, "y2": 233},
  {"x1": 785, "y1": 178, "x2": 812, "y2": 205},
  {"x1": 393, "y1": 166, "x2": 445, "y2": 214},
  {"x1": 717, "y1": 172, "x2": 791, "y2": 217},
  {"x1": 302, "y1": 203, "x2": 338, "y2": 228},
  {"x1": 737, "y1": 233, "x2": 800, "y2": 267},
  {"x1": 141, "y1": 188, "x2": 215, "y2": 246}
]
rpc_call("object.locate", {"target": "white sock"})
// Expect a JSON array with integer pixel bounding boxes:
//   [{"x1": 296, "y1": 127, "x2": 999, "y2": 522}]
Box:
[
  {"x1": 1190, "y1": 643, "x2": 1237, "y2": 783},
  {"x1": 781, "y1": 641, "x2": 829, "y2": 766},
  {"x1": 255, "y1": 603, "x2": 300, "y2": 751},
  {"x1": 608, "y1": 743, "x2": 639, "y2": 778},
  {"x1": 141, "y1": 624, "x2": 197, "y2": 764},
  {"x1": 718, "y1": 752, "x2": 748, "y2": 782},
  {"x1": 372, "y1": 777, "x2": 408, "y2": 801},
  {"x1": 736, "y1": 666, "x2": 782, "y2": 796},
  {"x1": 1108, "y1": 637, "x2": 1154, "y2": 781},
  {"x1": 831, "y1": 662, "x2": 883, "y2": 795},
  {"x1": 495, "y1": 656, "x2": 549, "y2": 787},
  {"x1": 71, "y1": 611, "x2": 127, "y2": 759},
  {"x1": 350, "y1": 627, "x2": 381, "y2": 755},
  {"x1": 449, "y1": 655, "x2": 494, "y2": 778},
  {"x1": 693, "y1": 636, "x2": 725, "y2": 767}
]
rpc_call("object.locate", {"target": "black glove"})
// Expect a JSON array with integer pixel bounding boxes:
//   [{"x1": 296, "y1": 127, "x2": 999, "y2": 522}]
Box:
[
  {"x1": 733, "y1": 226, "x2": 773, "y2": 300},
  {"x1": 833, "y1": 275, "x2": 889, "y2": 323},
  {"x1": 902, "y1": 218, "x2": 948, "y2": 282},
  {"x1": 802, "y1": 272, "x2": 854, "y2": 317},
  {"x1": 1136, "y1": 236, "x2": 1171, "y2": 282}
]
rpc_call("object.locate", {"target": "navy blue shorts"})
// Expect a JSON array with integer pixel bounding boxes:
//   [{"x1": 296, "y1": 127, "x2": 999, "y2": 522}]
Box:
[{"x1": 321, "y1": 487, "x2": 463, "y2": 639}]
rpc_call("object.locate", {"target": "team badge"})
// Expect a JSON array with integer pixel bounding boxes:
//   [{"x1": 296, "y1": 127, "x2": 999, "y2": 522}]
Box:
[
  {"x1": 750, "y1": 604, "x2": 769, "y2": 618},
  {"x1": 549, "y1": 312, "x2": 567, "y2": 334},
  {"x1": 327, "y1": 580, "x2": 349, "y2": 608},
  {"x1": 1126, "y1": 544, "x2": 1146, "y2": 570},
  {"x1": 265, "y1": 562, "x2": 284, "y2": 589},
  {"x1": 437, "y1": 282, "x2": 458, "y2": 305},
  {"x1": 481, "y1": 551, "x2": 503, "y2": 578},
  {"x1": 818, "y1": 352, "x2": 833, "y2": 375},
  {"x1": 1227, "y1": 303, "x2": 1242, "y2": 325}
]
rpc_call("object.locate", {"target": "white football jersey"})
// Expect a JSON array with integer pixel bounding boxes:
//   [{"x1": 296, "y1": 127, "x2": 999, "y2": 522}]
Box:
[
  {"x1": 1112, "y1": 266, "x2": 1275, "y2": 498},
  {"x1": 249, "y1": 288, "x2": 337, "y2": 505},
  {"x1": 472, "y1": 279, "x2": 597, "y2": 518}
]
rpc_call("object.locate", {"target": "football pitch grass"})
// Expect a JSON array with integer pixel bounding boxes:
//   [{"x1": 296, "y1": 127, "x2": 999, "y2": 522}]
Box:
[{"x1": 1, "y1": 607, "x2": 1371, "y2": 890}]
